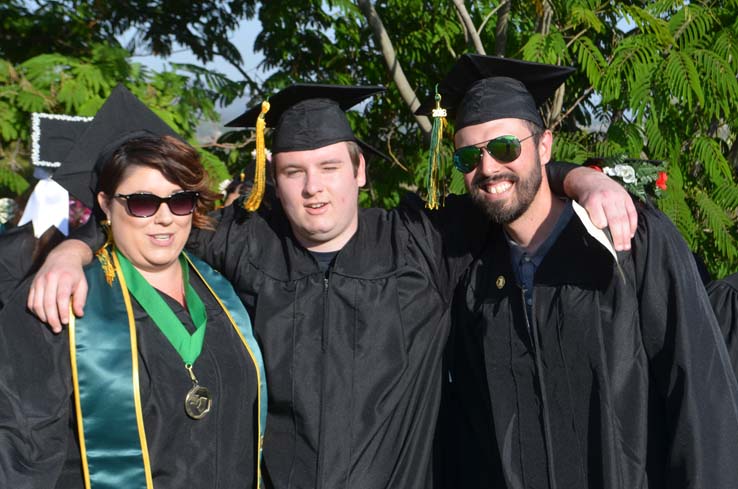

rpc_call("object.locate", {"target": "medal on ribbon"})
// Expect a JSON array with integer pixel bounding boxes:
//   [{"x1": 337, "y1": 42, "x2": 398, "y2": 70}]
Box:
[{"x1": 117, "y1": 250, "x2": 212, "y2": 420}]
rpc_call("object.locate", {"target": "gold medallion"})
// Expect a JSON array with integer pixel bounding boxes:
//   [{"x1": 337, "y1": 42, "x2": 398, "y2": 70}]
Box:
[
  {"x1": 185, "y1": 383, "x2": 212, "y2": 419},
  {"x1": 496, "y1": 275, "x2": 506, "y2": 289}
]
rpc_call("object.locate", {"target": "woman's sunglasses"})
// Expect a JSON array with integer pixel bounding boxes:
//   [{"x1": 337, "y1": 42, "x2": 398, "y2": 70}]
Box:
[
  {"x1": 113, "y1": 191, "x2": 199, "y2": 218},
  {"x1": 453, "y1": 134, "x2": 536, "y2": 174}
]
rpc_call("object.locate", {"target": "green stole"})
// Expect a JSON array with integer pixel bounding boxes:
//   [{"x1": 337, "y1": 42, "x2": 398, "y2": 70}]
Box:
[{"x1": 69, "y1": 251, "x2": 267, "y2": 489}]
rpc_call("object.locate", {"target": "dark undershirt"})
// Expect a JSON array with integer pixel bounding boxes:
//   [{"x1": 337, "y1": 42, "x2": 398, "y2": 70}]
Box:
[{"x1": 310, "y1": 250, "x2": 338, "y2": 273}]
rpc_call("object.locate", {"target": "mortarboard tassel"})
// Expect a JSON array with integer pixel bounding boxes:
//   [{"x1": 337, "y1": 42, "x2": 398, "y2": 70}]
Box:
[
  {"x1": 243, "y1": 101, "x2": 271, "y2": 211},
  {"x1": 95, "y1": 219, "x2": 116, "y2": 285},
  {"x1": 425, "y1": 86, "x2": 447, "y2": 210}
]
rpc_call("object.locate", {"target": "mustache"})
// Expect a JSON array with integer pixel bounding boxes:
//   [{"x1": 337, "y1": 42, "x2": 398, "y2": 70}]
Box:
[{"x1": 472, "y1": 173, "x2": 519, "y2": 188}]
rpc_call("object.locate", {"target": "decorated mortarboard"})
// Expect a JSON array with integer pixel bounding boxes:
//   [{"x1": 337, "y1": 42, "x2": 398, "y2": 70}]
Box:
[
  {"x1": 18, "y1": 113, "x2": 93, "y2": 237},
  {"x1": 52, "y1": 84, "x2": 180, "y2": 210},
  {"x1": 416, "y1": 54, "x2": 575, "y2": 129},
  {"x1": 224, "y1": 83, "x2": 385, "y2": 210},
  {"x1": 31, "y1": 113, "x2": 93, "y2": 170}
]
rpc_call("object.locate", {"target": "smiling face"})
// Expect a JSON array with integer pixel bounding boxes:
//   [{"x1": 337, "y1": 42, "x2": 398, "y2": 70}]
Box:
[
  {"x1": 98, "y1": 165, "x2": 192, "y2": 275},
  {"x1": 455, "y1": 118, "x2": 552, "y2": 224},
  {"x1": 273, "y1": 141, "x2": 366, "y2": 252}
]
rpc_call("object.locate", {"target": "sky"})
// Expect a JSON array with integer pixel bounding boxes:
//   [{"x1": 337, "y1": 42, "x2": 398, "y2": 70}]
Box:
[{"x1": 119, "y1": 18, "x2": 268, "y2": 137}]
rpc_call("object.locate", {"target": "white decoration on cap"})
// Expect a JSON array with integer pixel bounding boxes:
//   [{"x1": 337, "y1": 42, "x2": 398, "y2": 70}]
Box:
[{"x1": 31, "y1": 112, "x2": 93, "y2": 168}]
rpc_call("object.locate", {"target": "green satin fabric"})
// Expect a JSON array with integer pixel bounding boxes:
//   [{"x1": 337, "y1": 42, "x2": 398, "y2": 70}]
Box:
[
  {"x1": 74, "y1": 255, "x2": 149, "y2": 489},
  {"x1": 72, "y1": 251, "x2": 267, "y2": 488}
]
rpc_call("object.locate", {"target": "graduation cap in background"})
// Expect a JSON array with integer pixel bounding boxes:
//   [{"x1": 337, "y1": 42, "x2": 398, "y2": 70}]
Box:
[
  {"x1": 18, "y1": 113, "x2": 93, "y2": 237},
  {"x1": 225, "y1": 83, "x2": 385, "y2": 211},
  {"x1": 52, "y1": 84, "x2": 180, "y2": 210},
  {"x1": 31, "y1": 113, "x2": 93, "y2": 171},
  {"x1": 416, "y1": 54, "x2": 575, "y2": 129}
]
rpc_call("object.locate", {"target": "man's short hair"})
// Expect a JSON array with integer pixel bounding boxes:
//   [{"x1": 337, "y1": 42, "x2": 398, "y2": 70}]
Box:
[
  {"x1": 523, "y1": 119, "x2": 544, "y2": 147},
  {"x1": 345, "y1": 140, "x2": 362, "y2": 176}
]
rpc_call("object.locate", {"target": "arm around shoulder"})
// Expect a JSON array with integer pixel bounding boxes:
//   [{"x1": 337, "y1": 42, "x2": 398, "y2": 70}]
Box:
[{"x1": 28, "y1": 238, "x2": 92, "y2": 333}]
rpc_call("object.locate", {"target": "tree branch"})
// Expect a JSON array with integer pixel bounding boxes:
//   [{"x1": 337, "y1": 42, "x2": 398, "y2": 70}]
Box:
[
  {"x1": 356, "y1": 0, "x2": 432, "y2": 134},
  {"x1": 494, "y1": 0, "x2": 511, "y2": 56},
  {"x1": 478, "y1": 3, "x2": 505, "y2": 35},
  {"x1": 452, "y1": 0, "x2": 486, "y2": 55},
  {"x1": 550, "y1": 86, "x2": 593, "y2": 130},
  {"x1": 385, "y1": 124, "x2": 410, "y2": 172}
]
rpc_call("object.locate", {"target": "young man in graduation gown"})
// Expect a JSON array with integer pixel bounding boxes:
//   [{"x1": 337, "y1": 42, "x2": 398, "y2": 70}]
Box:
[
  {"x1": 434, "y1": 54, "x2": 738, "y2": 489},
  {"x1": 28, "y1": 84, "x2": 636, "y2": 489}
]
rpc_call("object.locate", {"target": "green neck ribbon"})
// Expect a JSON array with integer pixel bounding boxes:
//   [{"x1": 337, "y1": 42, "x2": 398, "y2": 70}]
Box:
[{"x1": 115, "y1": 250, "x2": 207, "y2": 366}]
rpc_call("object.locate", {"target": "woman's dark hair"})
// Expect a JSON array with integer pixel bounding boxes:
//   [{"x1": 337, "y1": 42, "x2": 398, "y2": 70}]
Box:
[{"x1": 97, "y1": 135, "x2": 218, "y2": 230}]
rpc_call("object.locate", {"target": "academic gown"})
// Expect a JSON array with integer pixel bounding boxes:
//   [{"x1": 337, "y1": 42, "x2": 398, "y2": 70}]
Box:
[
  {"x1": 187, "y1": 195, "x2": 487, "y2": 489},
  {"x1": 0, "y1": 267, "x2": 260, "y2": 489},
  {"x1": 707, "y1": 272, "x2": 738, "y2": 377},
  {"x1": 0, "y1": 223, "x2": 38, "y2": 310},
  {"x1": 444, "y1": 202, "x2": 738, "y2": 489}
]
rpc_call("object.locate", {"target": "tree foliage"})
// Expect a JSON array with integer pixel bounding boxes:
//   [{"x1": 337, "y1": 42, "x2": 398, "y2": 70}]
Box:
[
  {"x1": 0, "y1": 0, "x2": 256, "y2": 66},
  {"x1": 3, "y1": 1, "x2": 738, "y2": 278},
  {"x1": 0, "y1": 44, "x2": 232, "y2": 200},
  {"x1": 241, "y1": 0, "x2": 738, "y2": 278}
]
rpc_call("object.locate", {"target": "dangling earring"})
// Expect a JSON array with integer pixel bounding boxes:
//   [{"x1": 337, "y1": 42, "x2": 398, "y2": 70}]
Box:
[{"x1": 96, "y1": 218, "x2": 116, "y2": 285}]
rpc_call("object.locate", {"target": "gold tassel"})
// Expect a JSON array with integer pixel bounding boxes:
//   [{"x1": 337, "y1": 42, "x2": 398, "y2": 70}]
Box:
[
  {"x1": 425, "y1": 86, "x2": 446, "y2": 210},
  {"x1": 243, "y1": 101, "x2": 271, "y2": 211},
  {"x1": 95, "y1": 219, "x2": 116, "y2": 285}
]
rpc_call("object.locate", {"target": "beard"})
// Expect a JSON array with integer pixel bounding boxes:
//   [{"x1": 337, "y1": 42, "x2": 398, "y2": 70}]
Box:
[{"x1": 469, "y1": 155, "x2": 542, "y2": 224}]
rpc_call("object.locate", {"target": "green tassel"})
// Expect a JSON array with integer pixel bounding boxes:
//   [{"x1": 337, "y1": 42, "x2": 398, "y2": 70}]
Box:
[{"x1": 425, "y1": 86, "x2": 446, "y2": 210}]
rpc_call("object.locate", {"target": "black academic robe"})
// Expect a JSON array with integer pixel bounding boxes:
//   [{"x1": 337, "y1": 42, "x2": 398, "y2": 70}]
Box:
[
  {"x1": 445, "y1": 202, "x2": 738, "y2": 489},
  {"x1": 187, "y1": 195, "x2": 486, "y2": 489},
  {"x1": 0, "y1": 223, "x2": 38, "y2": 310},
  {"x1": 0, "y1": 270, "x2": 260, "y2": 489},
  {"x1": 707, "y1": 272, "x2": 738, "y2": 378}
]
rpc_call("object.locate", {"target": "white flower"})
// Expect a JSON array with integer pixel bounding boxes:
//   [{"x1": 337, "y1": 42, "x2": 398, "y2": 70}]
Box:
[
  {"x1": 218, "y1": 179, "x2": 232, "y2": 194},
  {"x1": 604, "y1": 164, "x2": 637, "y2": 184},
  {"x1": 0, "y1": 198, "x2": 18, "y2": 224}
]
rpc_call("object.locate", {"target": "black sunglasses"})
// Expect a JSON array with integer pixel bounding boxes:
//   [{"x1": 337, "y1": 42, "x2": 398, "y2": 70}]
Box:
[
  {"x1": 453, "y1": 134, "x2": 536, "y2": 174},
  {"x1": 113, "y1": 191, "x2": 199, "y2": 218}
]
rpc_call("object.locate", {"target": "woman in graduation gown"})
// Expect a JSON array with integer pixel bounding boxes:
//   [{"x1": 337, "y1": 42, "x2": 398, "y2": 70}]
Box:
[{"x1": 0, "y1": 133, "x2": 266, "y2": 488}]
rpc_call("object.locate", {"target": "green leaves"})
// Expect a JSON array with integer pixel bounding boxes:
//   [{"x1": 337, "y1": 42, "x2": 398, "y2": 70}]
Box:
[{"x1": 664, "y1": 50, "x2": 704, "y2": 108}]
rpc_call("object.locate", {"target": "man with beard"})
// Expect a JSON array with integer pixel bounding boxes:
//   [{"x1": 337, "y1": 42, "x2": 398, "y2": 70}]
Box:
[
  {"x1": 426, "y1": 55, "x2": 738, "y2": 489},
  {"x1": 28, "y1": 83, "x2": 637, "y2": 489}
]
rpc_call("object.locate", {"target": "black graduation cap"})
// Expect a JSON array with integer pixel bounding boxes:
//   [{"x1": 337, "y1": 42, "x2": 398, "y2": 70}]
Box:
[
  {"x1": 416, "y1": 54, "x2": 575, "y2": 129},
  {"x1": 52, "y1": 84, "x2": 180, "y2": 209},
  {"x1": 225, "y1": 83, "x2": 385, "y2": 153},
  {"x1": 31, "y1": 113, "x2": 93, "y2": 170}
]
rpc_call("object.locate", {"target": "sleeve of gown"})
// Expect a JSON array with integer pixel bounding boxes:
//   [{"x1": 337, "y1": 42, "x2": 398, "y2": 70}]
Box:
[
  {"x1": 707, "y1": 275, "x2": 738, "y2": 378},
  {"x1": 545, "y1": 160, "x2": 578, "y2": 198},
  {"x1": 397, "y1": 193, "x2": 492, "y2": 302},
  {"x1": 69, "y1": 212, "x2": 106, "y2": 251},
  {"x1": 186, "y1": 204, "x2": 254, "y2": 293},
  {"x1": 633, "y1": 204, "x2": 738, "y2": 487},
  {"x1": 0, "y1": 279, "x2": 75, "y2": 487}
]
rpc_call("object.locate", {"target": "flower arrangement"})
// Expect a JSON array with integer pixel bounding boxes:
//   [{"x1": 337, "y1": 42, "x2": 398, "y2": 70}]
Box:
[
  {"x1": 584, "y1": 155, "x2": 668, "y2": 201},
  {"x1": 0, "y1": 197, "x2": 18, "y2": 228}
]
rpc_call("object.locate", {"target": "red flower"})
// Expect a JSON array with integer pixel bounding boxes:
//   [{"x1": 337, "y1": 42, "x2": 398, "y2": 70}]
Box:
[
  {"x1": 656, "y1": 171, "x2": 668, "y2": 190},
  {"x1": 587, "y1": 165, "x2": 603, "y2": 172}
]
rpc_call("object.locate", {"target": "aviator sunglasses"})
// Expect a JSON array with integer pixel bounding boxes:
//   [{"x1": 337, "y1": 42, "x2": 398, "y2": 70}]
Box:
[
  {"x1": 113, "y1": 191, "x2": 199, "y2": 218},
  {"x1": 453, "y1": 134, "x2": 536, "y2": 174}
]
